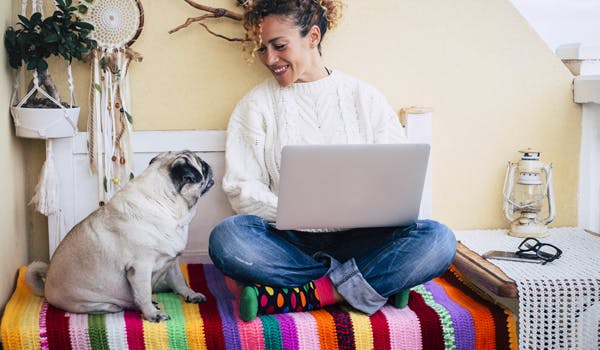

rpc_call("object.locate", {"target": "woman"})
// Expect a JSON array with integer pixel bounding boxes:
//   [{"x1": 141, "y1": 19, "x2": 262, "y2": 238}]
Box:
[{"x1": 209, "y1": 0, "x2": 456, "y2": 322}]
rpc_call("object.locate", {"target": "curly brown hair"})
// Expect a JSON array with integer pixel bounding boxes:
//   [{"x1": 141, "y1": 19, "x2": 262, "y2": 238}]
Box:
[{"x1": 242, "y1": 0, "x2": 343, "y2": 56}]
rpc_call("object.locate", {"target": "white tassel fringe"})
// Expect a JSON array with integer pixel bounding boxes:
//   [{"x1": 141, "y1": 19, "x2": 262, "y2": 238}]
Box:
[{"x1": 29, "y1": 140, "x2": 59, "y2": 216}]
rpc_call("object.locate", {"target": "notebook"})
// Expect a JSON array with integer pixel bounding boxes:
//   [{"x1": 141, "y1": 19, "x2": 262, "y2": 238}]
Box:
[{"x1": 275, "y1": 143, "x2": 430, "y2": 230}]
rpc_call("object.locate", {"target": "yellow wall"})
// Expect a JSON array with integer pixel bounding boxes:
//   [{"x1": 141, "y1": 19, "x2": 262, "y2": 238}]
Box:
[
  {"x1": 2, "y1": 0, "x2": 580, "y2": 314},
  {"x1": 0, "y1": 0, "x2": 29, "y2": 317},
  {"x1": 111, "y1": 0, "x2": 578, "y2": 229}
]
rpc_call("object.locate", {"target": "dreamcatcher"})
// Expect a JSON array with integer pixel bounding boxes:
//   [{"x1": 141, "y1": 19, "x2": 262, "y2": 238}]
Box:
[{"x1": 79, "y1": 0, "x2": 144, "y2": 206}]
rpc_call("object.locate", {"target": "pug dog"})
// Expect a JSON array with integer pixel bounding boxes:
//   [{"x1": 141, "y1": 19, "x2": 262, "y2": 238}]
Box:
[{"x1": 25, "y1": 150, "x2": 214, "y2": 322}]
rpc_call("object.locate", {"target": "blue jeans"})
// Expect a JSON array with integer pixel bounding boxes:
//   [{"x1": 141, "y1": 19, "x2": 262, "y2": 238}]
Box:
[{"x1": 209, "y1": 214, "x2": 456, "y2": 315}]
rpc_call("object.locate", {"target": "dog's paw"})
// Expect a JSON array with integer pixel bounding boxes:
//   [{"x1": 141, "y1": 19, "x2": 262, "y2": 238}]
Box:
[
  {"x1": 143, "y1": 310, "x2": 171, "y2": 323},
  {"x1": 184, "y1": 291, "x2": 207, "y2": 304}
]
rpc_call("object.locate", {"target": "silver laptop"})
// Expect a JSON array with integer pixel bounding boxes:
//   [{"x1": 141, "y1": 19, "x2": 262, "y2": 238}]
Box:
[{"x1": 275, "y1": 143, "x2": 430, "y2": 230}]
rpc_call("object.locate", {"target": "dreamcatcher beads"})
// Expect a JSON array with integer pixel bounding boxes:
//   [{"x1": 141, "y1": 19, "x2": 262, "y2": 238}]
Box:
[
  {"x1": 110, "y1": 155, "x2": 126, "y2": 164},
  {"x1": 84, "y1": 0, "x2": 144, "y2": 206}
]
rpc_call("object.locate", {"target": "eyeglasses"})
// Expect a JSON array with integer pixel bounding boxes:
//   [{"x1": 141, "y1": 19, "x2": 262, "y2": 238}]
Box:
[{"x1": 516, "y1": 237, "x2": 562, "y2": 265}]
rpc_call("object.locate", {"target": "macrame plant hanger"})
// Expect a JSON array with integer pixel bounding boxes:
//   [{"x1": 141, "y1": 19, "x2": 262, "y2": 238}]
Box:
[
  {"x1": 81, "y1": 0, "x2": 144, "y2": 206},
  {"x1": 17, "y1": 0, "x2": 78, "y2": 218}
]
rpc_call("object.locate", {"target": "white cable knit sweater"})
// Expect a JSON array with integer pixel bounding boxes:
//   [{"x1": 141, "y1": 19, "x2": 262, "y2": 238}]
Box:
[{"x1": 223, "y1": 69, "x2": 407, "y2": 222}]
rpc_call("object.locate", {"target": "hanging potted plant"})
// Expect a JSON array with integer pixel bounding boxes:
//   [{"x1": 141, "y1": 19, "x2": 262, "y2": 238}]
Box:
[{"x1": 4, "y1": 0, "x2": 97, "y2": 139}]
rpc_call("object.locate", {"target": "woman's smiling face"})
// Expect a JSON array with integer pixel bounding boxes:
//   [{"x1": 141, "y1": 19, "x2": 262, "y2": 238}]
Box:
[{"x1": 257, "y1": 15, "x2": 324, "y2": 87}]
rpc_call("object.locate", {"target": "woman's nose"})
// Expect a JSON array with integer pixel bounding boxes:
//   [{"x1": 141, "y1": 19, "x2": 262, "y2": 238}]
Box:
[{"x1": 265, "y1": 49, "x2": 278, "y2": 65}]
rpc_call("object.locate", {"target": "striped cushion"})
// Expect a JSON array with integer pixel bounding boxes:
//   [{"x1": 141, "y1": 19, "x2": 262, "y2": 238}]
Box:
[{"x1": 1, "y1": 264, "x2": 517, "y2": 349}]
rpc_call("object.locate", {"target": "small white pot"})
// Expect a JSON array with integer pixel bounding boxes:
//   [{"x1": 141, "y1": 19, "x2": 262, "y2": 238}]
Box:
[{"x1": 11, "y1": 106, "x2": 80, "y2": 139}]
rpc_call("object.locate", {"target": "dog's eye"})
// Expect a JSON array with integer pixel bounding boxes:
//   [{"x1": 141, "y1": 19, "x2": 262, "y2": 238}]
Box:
[{"x1": 149, "y1": 155, "x2": 159, "y2": 165}]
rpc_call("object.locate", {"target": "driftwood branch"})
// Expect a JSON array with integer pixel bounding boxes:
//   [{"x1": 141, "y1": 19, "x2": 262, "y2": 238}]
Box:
[
  {"x1": 169, "y1": 0, "x2": 246, "y2": 42},
  {"x1": 182, "y1": 0, "x2": 243, "y2": 21},
  {"x1": 169, "y1": 14, "x2": 215, "y2": 34},
  {"x1": 197, "y1": 23, "x2": 245, "y2": 42}
]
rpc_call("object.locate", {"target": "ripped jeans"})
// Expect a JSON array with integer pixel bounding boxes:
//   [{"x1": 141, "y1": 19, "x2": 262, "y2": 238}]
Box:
[{"x1": 208, "y1": 214, "x2": 456, "y2": 315}]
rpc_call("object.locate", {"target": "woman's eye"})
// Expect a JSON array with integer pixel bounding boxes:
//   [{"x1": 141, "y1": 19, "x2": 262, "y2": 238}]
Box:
[
  {"x1": 274, "y1": 44, "x2": 286, "y2": 51},
  {"x1": 257, "y1": 46, "x2": 266, "y2": 54}
]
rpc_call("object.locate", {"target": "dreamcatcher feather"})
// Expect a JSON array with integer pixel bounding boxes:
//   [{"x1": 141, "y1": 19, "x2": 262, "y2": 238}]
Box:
[{"x1": 80, "y1": 0, "x2": 144, "y2": 206}]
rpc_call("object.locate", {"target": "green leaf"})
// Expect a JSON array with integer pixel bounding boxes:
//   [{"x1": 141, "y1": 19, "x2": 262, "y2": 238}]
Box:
[
  {"x1": 17, "y1": 15, "x2": 31, "y2": 30},
  {"x1": 44, "y1": 33, "x2": 59, "y2": 43},
  {"x1": 5, "y1": 1, "x2": 97, "y2": 70},
  {"x1": 124, "y1": 111, "x2": 133, "y2": 124},
  {"x1": 30, "y1": 12, "x2": 42, "y2": 25},
  {"x1": 94, "y1": 83, "x2": 102, "y2": 93},
  {"x1": 56, "y1": 0, "x2": 67, "y2": 10},
  {"x1": 27, "y1": 59, "x2": 47, "y2": 71},
  {"x1": 58, "y1": 46, "x2": 66, "y2": 58},
  {"x1": 8, "y1": 57, "x2": 22, "y2": 70},
  {"x1": 75, "y1": 22, "x2": 94, "y2": 30},
  {"x1": 129, "y1": 172, "x2": 135, "y2": 181},
  {"x1": 103, "y1": 176, "x2": 107, "y2": 192},
  {"x1": 4, "y1": 27, "x2": 16, "y2": 44}
]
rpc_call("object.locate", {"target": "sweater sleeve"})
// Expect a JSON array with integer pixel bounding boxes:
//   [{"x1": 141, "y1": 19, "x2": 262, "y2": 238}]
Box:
[
  {"x1": 222, "y1": 97, "x2": 278, "y2": 221},
  {"x1": 369, "y1": 87, "x2": 408, "y2": 144}
]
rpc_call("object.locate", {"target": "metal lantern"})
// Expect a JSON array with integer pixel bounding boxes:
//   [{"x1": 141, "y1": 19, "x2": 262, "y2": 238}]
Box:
[{"x1": 503, "y1": 148, "x2": 555, "y2": 237}]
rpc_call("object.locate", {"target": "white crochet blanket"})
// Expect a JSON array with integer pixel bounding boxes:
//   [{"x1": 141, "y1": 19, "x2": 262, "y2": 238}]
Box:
[{"x1": 455, "y1": 227, "x2": 600, "y2": 350}]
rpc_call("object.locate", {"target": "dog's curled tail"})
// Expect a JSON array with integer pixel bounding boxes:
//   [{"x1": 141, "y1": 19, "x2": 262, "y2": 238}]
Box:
[{"x1": 25, "y1": 261, "x2": 48, "y2": 296}]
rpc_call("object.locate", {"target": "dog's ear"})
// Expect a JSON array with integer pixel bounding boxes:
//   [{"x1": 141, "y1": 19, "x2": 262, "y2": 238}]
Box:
[
  {"x1": 149, "y1": 155, "x2": 159, "y2": 165},
  {"x1": 169, "y1": 157, "x2": 202, "y2": 192},
  {"x1": 149, "y1": 151, "x2": 171, "y2": 166},
  {"x1": 199, "y1": 158, "x2": 214, "y2": 195}
]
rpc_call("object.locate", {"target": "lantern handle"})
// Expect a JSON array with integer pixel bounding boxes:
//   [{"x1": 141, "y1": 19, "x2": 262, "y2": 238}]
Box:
[
  {"x1": 542, "y1": 164, "x2": 556, "y2": 225},
  {"x1": 503, "y1": 161, "x2": 519, "y2": 221}
]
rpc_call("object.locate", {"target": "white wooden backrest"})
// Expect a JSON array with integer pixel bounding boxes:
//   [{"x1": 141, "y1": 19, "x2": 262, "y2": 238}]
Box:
[{"x1": 48, "y1": 113, "x2": 432, "y2": 261}]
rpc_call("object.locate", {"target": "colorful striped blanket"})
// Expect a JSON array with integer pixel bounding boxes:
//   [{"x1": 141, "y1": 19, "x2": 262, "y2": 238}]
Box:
[{"x1": 1, "y1": 264, "x2": 516, "y2": 350}]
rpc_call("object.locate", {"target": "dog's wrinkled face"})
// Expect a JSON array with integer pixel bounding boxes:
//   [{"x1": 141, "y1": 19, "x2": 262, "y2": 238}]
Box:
[{"x1": 150, "y1": 150, "x2": 214, "y2": 204}]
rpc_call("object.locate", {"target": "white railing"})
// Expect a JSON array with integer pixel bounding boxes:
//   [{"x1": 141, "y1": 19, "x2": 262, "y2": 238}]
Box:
[
  {"x1": 557, "y1": 43, "x2": 600, "y2": 234},
  {"x1": 47, "y1": 113, "x2": 433, "y2": 259}
]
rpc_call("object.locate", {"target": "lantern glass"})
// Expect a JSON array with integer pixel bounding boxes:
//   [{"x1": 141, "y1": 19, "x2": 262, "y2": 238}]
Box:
[
  {"x1": 503, "y1": 149, "x2": 555, "y2": 237},
  {"x1": 510, "y1": 173, "x2": 547, "y2": 214}
]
